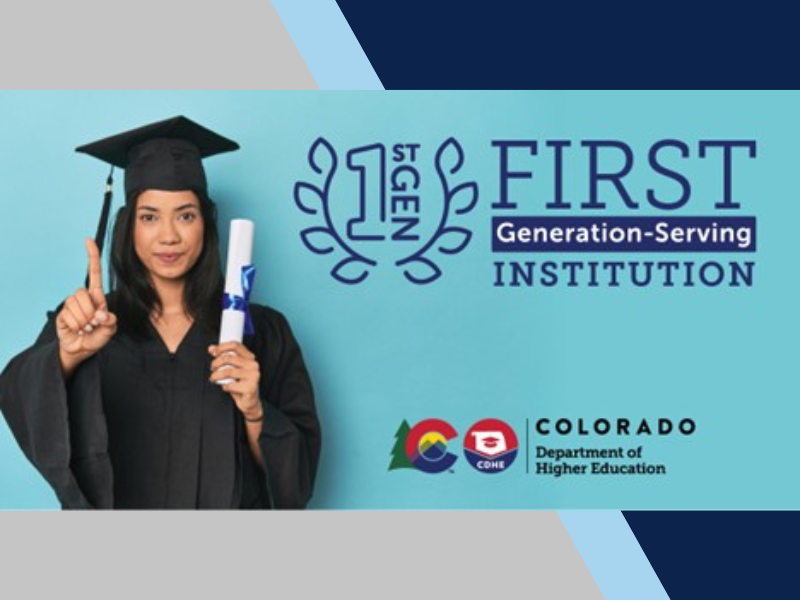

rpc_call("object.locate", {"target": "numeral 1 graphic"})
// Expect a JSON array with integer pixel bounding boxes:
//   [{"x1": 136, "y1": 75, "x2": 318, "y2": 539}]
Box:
[{"x1": 347, "y1": 144, "x2": 387, "y2": 240}]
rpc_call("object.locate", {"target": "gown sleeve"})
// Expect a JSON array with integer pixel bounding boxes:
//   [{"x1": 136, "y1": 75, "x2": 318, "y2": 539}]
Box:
[
  {"x1": 253, "y1": 308, "x2": 322, "y2": 509},
  {"x1": 0, "y1": 309, "x2": 113, "y2": 509}
]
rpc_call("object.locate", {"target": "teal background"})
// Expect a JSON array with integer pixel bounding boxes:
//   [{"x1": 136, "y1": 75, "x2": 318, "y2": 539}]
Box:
[{"x1": 0, "y1": 91, "x2": 793, "y2": 509}]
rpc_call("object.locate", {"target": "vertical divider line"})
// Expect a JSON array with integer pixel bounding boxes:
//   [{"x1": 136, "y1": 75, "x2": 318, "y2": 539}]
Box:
[{"x1": 526, "y1": 417, "x2": 530, "y2": 474}]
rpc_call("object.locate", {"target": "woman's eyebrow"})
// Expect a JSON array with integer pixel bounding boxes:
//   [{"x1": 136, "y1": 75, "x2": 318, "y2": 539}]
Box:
[{"x1": 137, "y1": 203, "x2": 198, "y2": 212}]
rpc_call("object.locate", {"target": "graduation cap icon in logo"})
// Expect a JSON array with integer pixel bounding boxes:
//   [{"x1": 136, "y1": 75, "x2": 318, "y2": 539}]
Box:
[{"x1": 76, "y1": 115, "x2": 240, "y2": 258}]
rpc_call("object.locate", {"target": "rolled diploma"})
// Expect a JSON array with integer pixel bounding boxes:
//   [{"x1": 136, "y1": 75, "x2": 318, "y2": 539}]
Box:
[{"x1": 216, "y1": 219, "x2": 255, "y2": 385}]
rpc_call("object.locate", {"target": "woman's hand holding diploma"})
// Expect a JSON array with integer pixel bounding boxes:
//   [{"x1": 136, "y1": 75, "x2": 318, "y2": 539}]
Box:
[
  {"x1": 208, "y1": 341, "x2": 263, "y2": 422},
  {"x1": 56, "y1": 238, "x2": 118, "y2": 378}
]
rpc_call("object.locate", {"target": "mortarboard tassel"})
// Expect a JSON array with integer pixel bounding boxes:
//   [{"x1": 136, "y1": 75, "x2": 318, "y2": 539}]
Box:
[
  {"x1": 84, "y1": 166, "x2": 114, "y2": 288},
  {"x1": 95, "y1": 166, "x2": 115, "y2": 255}
]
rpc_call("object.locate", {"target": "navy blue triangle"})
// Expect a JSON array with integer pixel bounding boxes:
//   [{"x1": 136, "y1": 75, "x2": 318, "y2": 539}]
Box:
[
  {"x1": 623, "y1": 511, "x2": 800, "y2": 599},
  {"x1": 334, "y1": 1, "x2": 800, "y2": 89}
]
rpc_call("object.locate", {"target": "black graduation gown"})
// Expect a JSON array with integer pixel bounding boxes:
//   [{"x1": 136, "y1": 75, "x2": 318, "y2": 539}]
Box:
[{"x1": 0, "y1": 300, "x2": 321, "y2": 509}]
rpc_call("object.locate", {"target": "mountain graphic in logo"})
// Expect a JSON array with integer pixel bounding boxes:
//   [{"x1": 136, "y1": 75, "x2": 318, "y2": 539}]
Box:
[{"x1": 390, "y1": 419, "x2": 458, "y2": 474}]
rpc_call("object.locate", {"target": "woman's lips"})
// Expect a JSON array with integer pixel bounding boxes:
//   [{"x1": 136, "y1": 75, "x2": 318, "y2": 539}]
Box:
[{"x1": 154, "y1": 253, "x2": 184, "y2": 264}]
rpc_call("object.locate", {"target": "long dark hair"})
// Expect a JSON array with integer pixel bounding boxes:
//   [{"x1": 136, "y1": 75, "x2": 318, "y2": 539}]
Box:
[{"x1": 109, "y1": 191, "x2": 223, "y2": 338}]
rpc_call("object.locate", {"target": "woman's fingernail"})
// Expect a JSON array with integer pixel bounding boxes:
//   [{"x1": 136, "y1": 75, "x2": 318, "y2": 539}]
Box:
[{"x1": 95, "y1": 311, "x2": 107, "y2": 322}]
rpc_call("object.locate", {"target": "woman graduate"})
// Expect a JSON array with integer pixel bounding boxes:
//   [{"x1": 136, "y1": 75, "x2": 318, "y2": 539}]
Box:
[{"x1": 0, "y1": 116, "x2": 322, "y2": 509}]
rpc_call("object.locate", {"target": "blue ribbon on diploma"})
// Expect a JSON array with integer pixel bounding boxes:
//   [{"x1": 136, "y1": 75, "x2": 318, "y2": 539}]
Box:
[{"x1": 222, "y1": 264, "x2": 257, "y2": 336}]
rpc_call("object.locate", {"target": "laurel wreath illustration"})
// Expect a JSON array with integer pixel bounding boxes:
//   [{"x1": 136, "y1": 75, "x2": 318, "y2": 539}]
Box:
[{"x1": 294, "y1": 137, "x2": 478, "y2": 285}]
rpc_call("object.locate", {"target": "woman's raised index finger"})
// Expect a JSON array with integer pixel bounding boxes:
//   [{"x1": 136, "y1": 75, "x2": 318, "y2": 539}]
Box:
[{"x1": 85, "y1": 237, "x2": 104, "y2": 292}]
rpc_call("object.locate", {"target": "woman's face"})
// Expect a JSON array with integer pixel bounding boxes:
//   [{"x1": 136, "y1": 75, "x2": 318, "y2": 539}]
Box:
[{"x1": 133, "y1": 190, "x2": 204, "y2": 285}]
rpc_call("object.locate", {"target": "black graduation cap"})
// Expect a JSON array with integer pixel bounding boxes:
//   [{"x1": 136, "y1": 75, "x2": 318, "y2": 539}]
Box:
[{"x1": 76, "y1": 115, "x2": 240, "y2": 257}]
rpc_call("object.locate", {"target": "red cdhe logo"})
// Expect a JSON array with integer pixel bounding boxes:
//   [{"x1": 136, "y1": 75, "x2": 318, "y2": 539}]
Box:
[{"x1": 463, "y1": 419, "x2": 519, "y2": 474}]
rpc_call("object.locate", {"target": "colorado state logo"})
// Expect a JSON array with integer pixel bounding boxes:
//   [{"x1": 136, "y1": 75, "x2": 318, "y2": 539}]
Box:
[
  {"x1": 464, "y1": 419, "x2": 518, "y2": 474},
  {"x1": 295, "y1": 138, "x2": 478, "y2": 285},
  {"x1": 389, "y1": 418, "x2": 458, "y2": 473}
]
